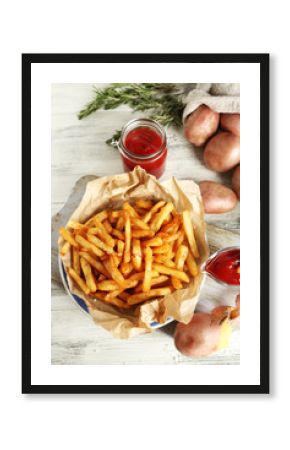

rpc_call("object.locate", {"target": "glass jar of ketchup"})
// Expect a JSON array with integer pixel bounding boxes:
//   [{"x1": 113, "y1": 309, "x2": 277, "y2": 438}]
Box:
[{"x1": 118, "y1": 118, "x2": 167, "y2": 179}]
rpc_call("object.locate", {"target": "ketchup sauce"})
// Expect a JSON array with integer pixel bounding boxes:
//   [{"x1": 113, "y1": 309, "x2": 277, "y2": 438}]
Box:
[
  {"x1": 118, "y1": 119, "x2": 167, "y2": 179},
  {"x1": 124, "y1": 127, "x2": 163, "y2": 155},
  {"x1": 205, "y1": 248, "x2": 240, "y2": 286}
]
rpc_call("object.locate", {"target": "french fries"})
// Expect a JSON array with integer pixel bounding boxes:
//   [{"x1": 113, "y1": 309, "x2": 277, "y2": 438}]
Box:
[
  {"x1": 75, "y1": 234, "x2": 104, "y2": 257},
  {"x1": 72, "y1": 247, "x2": 81, "y2": 275},
  {"x1": 60, "y1": 241, "x2": 70, "y2": 257},
  {"x1": 186, "y1": 251, "x2": 199, "y2": 277},
  {"x1": 182, "y1": 210, "x2": 200, "y2": 258},
  {"x1": 59, "y1": 198, "x2": 201, "y2": 310},
  {"x1": 68, "y1": 267, "x2": 90, "y2": 295},
  {"x1": 59, "y1": 227, "x2": 78, "y2": 248},
  {"x1": 123, "y1": 211, "x2": 131, "y2": 263},
  {"x1": 135, "y1": 199, "x2": 153, "y2": 210},
  {"x1": 143, "y1": 247, "x2": 153, "y2": 292},
  {"x1": 152, "y1": 263, "x2": 190, "y2": 283},
  {"x1": 172, "y1": 245, "x2": 188, "y2": 290},
  {"x1": 80, "y1": 257, "x2": 97, "y2": 292},
  {"x1": 132, "y1": 238, "x2": 142, "y2": 271},
  {"x1": 128, "y1": 287, "x2": 173, "y2": 306},
  {"x1": 150, "y1": 202, "x2": 174, "y2": 231}
]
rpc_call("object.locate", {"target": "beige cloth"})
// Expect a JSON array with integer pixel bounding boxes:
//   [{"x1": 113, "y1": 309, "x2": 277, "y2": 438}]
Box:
[{"x1": 182, "y1": 83, "x2": 240, "y2": 121}]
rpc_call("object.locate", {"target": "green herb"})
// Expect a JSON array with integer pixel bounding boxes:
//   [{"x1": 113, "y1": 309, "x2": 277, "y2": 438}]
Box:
[{"x1": 78, "y1": 83, "x2": 184, "y2": 146}]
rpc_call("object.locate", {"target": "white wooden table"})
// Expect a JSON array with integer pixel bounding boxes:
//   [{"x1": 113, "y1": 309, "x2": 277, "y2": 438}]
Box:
[{"x1": 51, "y1": 84, "x2": 240, "y2": 365}]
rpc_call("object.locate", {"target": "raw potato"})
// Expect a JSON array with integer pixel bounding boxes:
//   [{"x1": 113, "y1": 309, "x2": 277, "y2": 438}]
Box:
[
  {"x1": 204, "y1": 131, "x2": 240, "y2": 172},
  {"x1": 199, "y1": 180, "x2": 238, "y2": 213},
  {"x1": 232, "y1": 165, "x2": 240, "y2": 199},
  {"x1": 183, "y1": 105, "x2": 220, "y2": 147},
  {"x1": 174, "y1": 310, "x2": 232, "y2": 358},
  {"x1": 220, "y1": 113, "x2": 240, "y2": 136}
]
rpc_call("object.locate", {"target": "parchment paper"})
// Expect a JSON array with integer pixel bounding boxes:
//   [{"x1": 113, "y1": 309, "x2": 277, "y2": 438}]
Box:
[{"x1": 58, "y1": 167, "x2": 209, "y2": 339}]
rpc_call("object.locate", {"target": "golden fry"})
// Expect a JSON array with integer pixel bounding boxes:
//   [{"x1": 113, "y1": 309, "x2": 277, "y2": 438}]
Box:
[
  {"x1": 120, "y1": 261, "x2": 134, "y2": 277},
  {"x1": 172, "y1": 245, "x2": 188, "y2": 290},
  {"x1": 128, "y1": 287, "x2": 172, "y2": 306},
  {"x1": 112, "y1": 229, "x2": 125, "y2": 240},
  {"x1": 110, "y1": 210, "x2": 123, "y2": 221},
  {"x1": 111, "y1": 253, "x2": 121, "y2": 268},
  {"x1": 72, "y1": 248, "x2": 81, "y2": 275},
  {"x1": 186, "y1": 251, "x2": 199, "y2": 277},
  {"x1": 152, "y1": 243, "x2": 170, "y2": 254},
  {"x1": 75, "y1": 234, "x2": 104, "y2": 257},
  {"x1": 123, "y1": 211, "x2": 131, "y2": 263},
  {"x1": 67, "y1": 220, "x2": 88, "y2": 231},
  {"x1": 131, "y1": 217, "x2": 150, "y2": 230},
  {"x1": 150, "y1": 202, "x2": 174, "y2": 231},
  {"x1": 132, "y1": 238, "x2": 142, "y2": 271},
  {"x1": 79, "y1": 251, "x2": 109, "y2": 277},
  {"x1": 97, "y1": 279, "x2": 119, "y2": 291},
  {"x1": 161, "y1": 213, "x2": 172, "y2": 226},
  {"x1": 143, "y1": 237, "x2": 163, "y2": 247},
  {"x1": 135, "y1": 199, "x2": 153, "y2": 210},
  {"x1": 87, "y1": 234, "x2": 114, "y2": 254},
  {"x1": 59, "y1": 227, "x2": 78, "y2": 248},
  {"x1": 123, "y1": 201, "x2": 140, "y2": 218},
  {"x1": 80, "y1": 257, "x2": 97, "y2": 292},
  {"x1": 104, "y1": 296, "x2": 131, "y2": 309},
  {"x1": 85, "y1": 210, "x2": 108, "y2": 226},
  {"x1": 182, "y1": 210, "x2": 200, "y2": 258},
  {"x1": 106, "y1": 255, "x2": 127, "y2": 288},
  {"x1": 143, "y1": 200, "x2": 166, "y2": 224},
  {"x1": 87, "y1": 222, "x2": 115, "y2": 246},
  {"x1": 152, "y1": 263, "x2": 189, "y2": 282},
  {"x1": 103, "y1": 219, "x2": 113, "y2": 233},
  {"x1": 117, "y1": 240, "x2": 125, "y2": 258},
  {"x1": 68, "y1": 267, "x2": 90, "y2": 295},
  {"x1": 161, "y1": 216, "x2": 180, "y2": 234},
  {"x1": 153, "y1": 254, "x2": 175, "y2": 268},
  {"x1": 135, "y1": 275, "x2": 169, "y2": 293},
  {"x1": 105, "y1": 279, "x2": 138, "y2": 299},
  {"x1": 116, "y1": 216, "x2": 125, "y2": 230},
  {"x1": 143, "y1": 246, "x2": 153, "y2": 293},
  {"x1": 60, "y1": 241, "x2": 70, "y2": 257},
  {"x1": 131, "y1": 229, "x2": 154, "y2": 238},
  {"x1": 173, "y1": 230, "x2": 185, "y2": 253},
  {"x1": 128, "y1": 270, "x2": 159, "y2": 282}
]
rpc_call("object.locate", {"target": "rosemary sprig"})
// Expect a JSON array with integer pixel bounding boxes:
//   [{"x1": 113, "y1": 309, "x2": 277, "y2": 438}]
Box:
[{"x1": 78, "y1": 83, "x2": 184, "y2": 146}]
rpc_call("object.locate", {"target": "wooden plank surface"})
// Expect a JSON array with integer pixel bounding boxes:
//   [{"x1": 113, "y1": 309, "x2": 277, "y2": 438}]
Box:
[{"x1": 51, "y1": 83, "x2": 240, "y2": 365}]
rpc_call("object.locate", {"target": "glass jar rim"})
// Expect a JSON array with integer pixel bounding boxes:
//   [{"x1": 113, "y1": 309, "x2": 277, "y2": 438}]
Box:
[{"x1": 118, "y1": 118, "x2": 167, "y2": 160}]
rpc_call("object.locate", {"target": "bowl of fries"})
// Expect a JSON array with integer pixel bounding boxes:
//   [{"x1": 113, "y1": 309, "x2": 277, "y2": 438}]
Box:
[{"x1": 58, "y1": 167, "x2": 209, "y2": 339}]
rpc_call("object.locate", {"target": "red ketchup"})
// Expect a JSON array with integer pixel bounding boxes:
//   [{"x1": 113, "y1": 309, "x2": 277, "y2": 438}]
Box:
[
  {"x1": 118, "y1": 119, "x2": 167, "y2": 179},
  {"x1": 205, "y1": 248, "x2": 240, "y2": 286}
]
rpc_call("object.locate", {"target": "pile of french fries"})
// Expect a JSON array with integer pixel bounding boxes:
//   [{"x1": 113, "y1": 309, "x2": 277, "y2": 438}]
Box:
[{"x1": 59, "y1": 199, "x2": 200, "y2": 310}]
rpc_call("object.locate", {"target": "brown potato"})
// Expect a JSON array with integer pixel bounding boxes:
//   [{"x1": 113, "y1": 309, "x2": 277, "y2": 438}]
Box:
[
  {"x1": 220, "y1": 113, "x2": 240, "y2": 136},
  {"x1": 174, "y1": 313, "x2": 224, "y2": 358},
  {"x1": 183, "y1": 105, "x2": 220, "y2": 147},
  {"x1": 232, "y1": 165, "x2": 240, "y2": 199},
  {"x1": 204, "y1": 131, "x2": 240, "y2": 172},
  {"x1": 199, "y1": 180, "x2": 238, "y2": 214}
]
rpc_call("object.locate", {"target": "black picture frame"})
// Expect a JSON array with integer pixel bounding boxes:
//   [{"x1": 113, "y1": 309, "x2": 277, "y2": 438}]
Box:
[{"x1": 22, "y1": 53, "x2": 269, "y2": 394}]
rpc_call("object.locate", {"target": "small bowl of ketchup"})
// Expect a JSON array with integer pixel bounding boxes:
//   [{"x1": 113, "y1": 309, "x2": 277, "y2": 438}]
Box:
[{"x1": 204, "y1": 246, "x2": 240, "y2": 287}]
